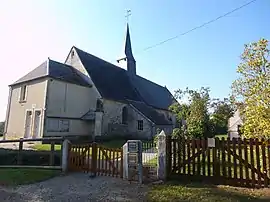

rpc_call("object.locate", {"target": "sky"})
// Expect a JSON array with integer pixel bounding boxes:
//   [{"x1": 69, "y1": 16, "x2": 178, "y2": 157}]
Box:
[{"x1": 0, "y1": 0, "x2": 269, "y2": 121}]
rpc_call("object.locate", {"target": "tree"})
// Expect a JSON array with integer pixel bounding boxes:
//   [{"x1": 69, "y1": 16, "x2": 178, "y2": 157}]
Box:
[
  {"x1": 169, "y1": 102, "x2": 190, "y2": 126},
  {"x1": 173, "y1": 87, "x2": 212, "y2": 138},
  {"x1": 210, "y1": 98, "x2": 234, "y2": 135},
  {"x1": 231, "y1": 38, "x2": 270, "y2": 138}
]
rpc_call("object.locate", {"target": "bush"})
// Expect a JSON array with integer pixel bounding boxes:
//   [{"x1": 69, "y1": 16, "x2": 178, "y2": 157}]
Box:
[
  {"x1": 171, "y1": 128, "x2": 185, "y2": 139},
  {"x1": 0, "y1": 149, "x2": 61, "y2": 166}
]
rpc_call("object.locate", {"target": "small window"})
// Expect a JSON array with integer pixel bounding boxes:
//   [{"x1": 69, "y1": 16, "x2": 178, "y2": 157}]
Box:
[
  {"x1": 71, "y1": 50, "x2": 75, "y2": 57},
  {"x1": 137, "y1": 120, "x2": 143, "y2": 131},
  {"x1": 19, "y1": 85, "x2": 27, "y2": 102},
  {"x1": 122, "y1": 106, "x2": 128, "y2": 124}
]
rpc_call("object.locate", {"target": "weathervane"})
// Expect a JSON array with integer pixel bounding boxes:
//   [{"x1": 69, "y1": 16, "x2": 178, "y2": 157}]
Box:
[{"x1": 125, "y1": 9, "x2": 131, "y2": 23}]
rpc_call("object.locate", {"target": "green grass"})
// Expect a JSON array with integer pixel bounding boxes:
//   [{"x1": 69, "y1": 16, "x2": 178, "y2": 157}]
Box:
[
  {"x1": 31, "y1": 144, "x2": 62, "y2": 151},
  {"x1": 146, "y1": 157, "x2": 158, "y2": 167},
  {"x1": 101, "y1": 140, "x2": 126, "y2": 148},
  {"x1": 147, "y1": 181, "x2": 270, "y2": 202},
  {"x1": 215, "y1": 134, "x2": 228, "y2": 139},
  {"x1": 0, "y1": 168, "x2": 61, "y2": 186},
  {"x1": 31, "y1": 139, "x2": 155, "y2": 151}
]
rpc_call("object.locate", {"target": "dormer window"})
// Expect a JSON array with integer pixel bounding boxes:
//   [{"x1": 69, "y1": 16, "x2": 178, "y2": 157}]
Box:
[{"x1": 19, "y1": 85, "x2": 27, "y2": 102}]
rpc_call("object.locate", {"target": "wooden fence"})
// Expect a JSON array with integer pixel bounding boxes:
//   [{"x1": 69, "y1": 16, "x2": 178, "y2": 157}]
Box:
[
  {"x1": 68, "y1": 142, "x2": 123, "y2": 178},
  {"x1": 167, "y1": 137, "x2": 270, "y2": 188},
  {"x1": 0, "y1": 137, "x2": 64, "y2": 169}
]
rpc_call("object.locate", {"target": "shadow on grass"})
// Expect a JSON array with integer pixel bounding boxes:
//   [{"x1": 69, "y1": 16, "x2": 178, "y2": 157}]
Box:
[{"x1": 147, "y1": 181, "x2": 270, "y2": 202}]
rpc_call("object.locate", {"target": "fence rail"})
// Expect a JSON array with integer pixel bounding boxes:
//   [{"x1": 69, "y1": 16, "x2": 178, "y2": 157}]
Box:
[
  {"x1": 167, "y1": 137, "x2": 270, "y2": 188},
  {"x1": 0, "y1": 137, "x2": 64, "y2": 169}
]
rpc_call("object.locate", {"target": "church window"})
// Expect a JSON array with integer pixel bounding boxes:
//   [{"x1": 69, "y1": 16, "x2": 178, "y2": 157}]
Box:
[
  {"x1": 19, "y1": 85, "x2": 27, "y2": 102},
  {"x1": 137, "y1": 120, "x2": 143, "y2": 131},
  {"x1": 122, "y1": 106, "x2": 128, "y2": 124},
  {"x1": 71, "y1": 50, "x2": 74, "y2": 57},
  {"x1": 96, "y1": 99, "x2": 103, "y2": 112}
]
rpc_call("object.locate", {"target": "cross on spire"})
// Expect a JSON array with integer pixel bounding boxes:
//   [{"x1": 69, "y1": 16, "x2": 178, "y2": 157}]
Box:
[{"x1": 125, "y1": 9, "x2": 131, "y2": 23}]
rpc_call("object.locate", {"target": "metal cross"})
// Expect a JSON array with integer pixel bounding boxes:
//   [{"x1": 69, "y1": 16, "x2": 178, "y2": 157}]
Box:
[{"x1": 125, "y1": 9, "x2": 131, "y2": 23}]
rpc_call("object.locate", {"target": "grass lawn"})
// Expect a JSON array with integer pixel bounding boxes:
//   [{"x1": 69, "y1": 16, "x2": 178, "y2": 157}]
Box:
[
  {"x1": 0, "y1": 168, "x2": 61, "y2": 186},
  {"x1": 215, "y1": 134, "x2": 228, "y2": 139},
  {"x1": 146, "y1": 157, "x2": 158, "y2": 167},
  {"x1": 147, "y1": 181, "x2": 270, "y2": 202},
  {"x1": 101, "y1": 140, "x2": 126, "y2": 148},
  {"x1": 31, "y1": 144, "x2": 62, "y2": 151},
  {"x1": 31, "y1": 139, "x2": 154, "y2": 151}
]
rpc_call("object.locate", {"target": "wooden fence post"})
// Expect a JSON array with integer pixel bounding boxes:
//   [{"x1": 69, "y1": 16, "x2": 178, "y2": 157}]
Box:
[
  {"x1": 157, "y1": 130, "x2": 167, "y2": 180},
  {"x1": 91, "y1": 142, "x2": 97, "y2": 176},
  {"x1": 62, "y1": 139, "x2": 70, "y2": 173},
  {"x1": 17, "y1": 138, "x2": 23, "y2": 165},
  {"x1": 50, "y1": 141, "x2": 55, "y2": 166},
  {"x1": 166, "y1": 133, "x2": 172, "y2": 179}
]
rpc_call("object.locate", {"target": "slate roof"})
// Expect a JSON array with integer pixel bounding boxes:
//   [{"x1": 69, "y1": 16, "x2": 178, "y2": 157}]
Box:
[
  {"x1": 74, "y1": 47, "x2": 175, "y2": 110},
  {"x1": 130, "y1": 101, "x2": 173, "y2": 125},
  {"x1": 10, "y1": 59, "x2": 90, "y2": 87},
  {"x1": 74, "y1": 47, "x2": 142, "y2": 102}
]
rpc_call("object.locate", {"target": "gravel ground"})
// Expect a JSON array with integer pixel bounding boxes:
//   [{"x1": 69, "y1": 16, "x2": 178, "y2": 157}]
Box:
[{"x1": 0, "y1": 173, "x2": 149, "y2": 202}]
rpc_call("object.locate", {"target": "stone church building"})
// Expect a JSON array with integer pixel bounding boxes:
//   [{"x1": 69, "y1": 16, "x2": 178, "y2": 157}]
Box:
[{"x1": 4, "y1": 24, "x2": 177, "y2": 140}]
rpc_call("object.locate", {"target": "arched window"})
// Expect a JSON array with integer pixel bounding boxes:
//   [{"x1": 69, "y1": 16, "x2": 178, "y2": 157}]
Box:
[
  {"x1": 96, "y1": 99, "x2": 103, "y2": 112},
  {"x1": 122, "y1": 106, "x2": 128, "y2": 124}
]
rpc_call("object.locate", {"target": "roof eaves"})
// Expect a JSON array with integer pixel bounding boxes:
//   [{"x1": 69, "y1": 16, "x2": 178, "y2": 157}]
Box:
[{"x1": 9, "y1": 76, "x2": 48, "y2": 87}]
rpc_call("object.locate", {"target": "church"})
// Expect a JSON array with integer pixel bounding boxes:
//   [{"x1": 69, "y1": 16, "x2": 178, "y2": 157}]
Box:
[{"x1": 3, "y1": 24, "x2": 177, "y2": 140}]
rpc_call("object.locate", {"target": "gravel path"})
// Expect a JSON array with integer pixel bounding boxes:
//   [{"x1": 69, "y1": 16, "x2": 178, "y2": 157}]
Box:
[{"x1": 0, "y1": 173, "x2": 149, "y2": 202}]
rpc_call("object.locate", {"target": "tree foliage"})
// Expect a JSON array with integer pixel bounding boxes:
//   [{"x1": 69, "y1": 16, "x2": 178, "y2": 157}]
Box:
[
  {"x1": 210, "y1": 98, "x2": 234, "y2": 135},
  {"x1": 231, "y1": 38, "x2": 270, "y2": 138},
  {"x1": 172, "y1": 87, "x2": 213, "y2": 138},
  {"x1": 171, "y1": 87, "x2": 234, "y2": 138}
]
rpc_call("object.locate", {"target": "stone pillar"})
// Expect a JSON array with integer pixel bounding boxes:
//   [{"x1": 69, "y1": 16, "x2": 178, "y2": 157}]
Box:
[
  {"x1": 122, "y1": 140, "x2": 143, "y2": 184},
  {"x1": 94, "y1": 111, "x2": 103, "y2": 138},
  {"x1": 157, "y1": 130, "x2": 167, "y2": 180},
  {"x1": 122, "y1": 142, "x2": 128, "y2": 179},
  {"x1": 62, "y1": 139, "x2": 70, "y2": 173}
]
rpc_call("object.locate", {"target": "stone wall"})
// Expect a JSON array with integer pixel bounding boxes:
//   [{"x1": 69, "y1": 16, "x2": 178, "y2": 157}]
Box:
[
  {"x1": 155, "y1": 125, "x2": 173, "y2": 136},
  {"x1": 102, "y1": 99, "x2": 126, "y2": 135},
  {"x1": 127, "y1": 105, "x2": 154, "y2": 139},
  {"x1": 102, "y1": 99, "x2": 154, "y2": 139},
  {"x1": 156, "y1": 108, "x2": 177, "y2": 128}
]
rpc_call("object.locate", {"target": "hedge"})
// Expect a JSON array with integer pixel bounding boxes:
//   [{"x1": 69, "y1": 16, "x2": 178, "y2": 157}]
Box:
[{"x1": 0, "y1": 148, "x2": 61, "y2": 166}]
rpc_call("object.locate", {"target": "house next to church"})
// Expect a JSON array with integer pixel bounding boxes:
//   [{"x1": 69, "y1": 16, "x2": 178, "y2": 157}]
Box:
[{"x1": 3, "y1": 24, "x2": 177, "y2": 140}]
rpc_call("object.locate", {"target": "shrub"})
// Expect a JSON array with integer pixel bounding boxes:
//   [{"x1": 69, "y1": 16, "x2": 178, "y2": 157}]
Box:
[
  {"x1": 0, "y1": 149, "x2": 61, "y2": 166},
  {"x1": 171, "y1": 128, "x2": 185, "y2": 139}
]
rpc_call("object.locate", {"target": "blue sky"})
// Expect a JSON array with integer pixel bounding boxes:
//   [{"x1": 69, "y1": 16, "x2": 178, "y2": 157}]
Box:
[{"x1": 0, "y1": 0, "x2": 269, "y2": 120}]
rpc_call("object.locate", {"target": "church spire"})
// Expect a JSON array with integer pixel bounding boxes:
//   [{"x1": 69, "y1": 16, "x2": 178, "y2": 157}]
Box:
[{"x1": 117, "y1": 10, "x2": 136, "y2": 76}]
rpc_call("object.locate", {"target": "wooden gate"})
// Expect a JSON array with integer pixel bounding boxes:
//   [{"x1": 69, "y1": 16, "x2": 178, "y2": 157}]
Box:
[
  {"x1": 68, "y1": 142, "x2": 123, "y2": 178},
  {"x1": 167, "y1": 137, "x2": 270, "y2": 188}
]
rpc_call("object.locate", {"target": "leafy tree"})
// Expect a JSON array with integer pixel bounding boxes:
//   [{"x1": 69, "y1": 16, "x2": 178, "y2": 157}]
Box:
[
  {"x1": 173, "y1": 87, "x2": 212, "y2": 138},
  {"x1": 231, "y1": 38, "x2": 270, "y2": 138},
  {"x1": 210, "y1": 98, "x2": 234, "y2": 135},
  {"x1": 169, "y1": 102, "x2": 190, "y2": 126}
]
